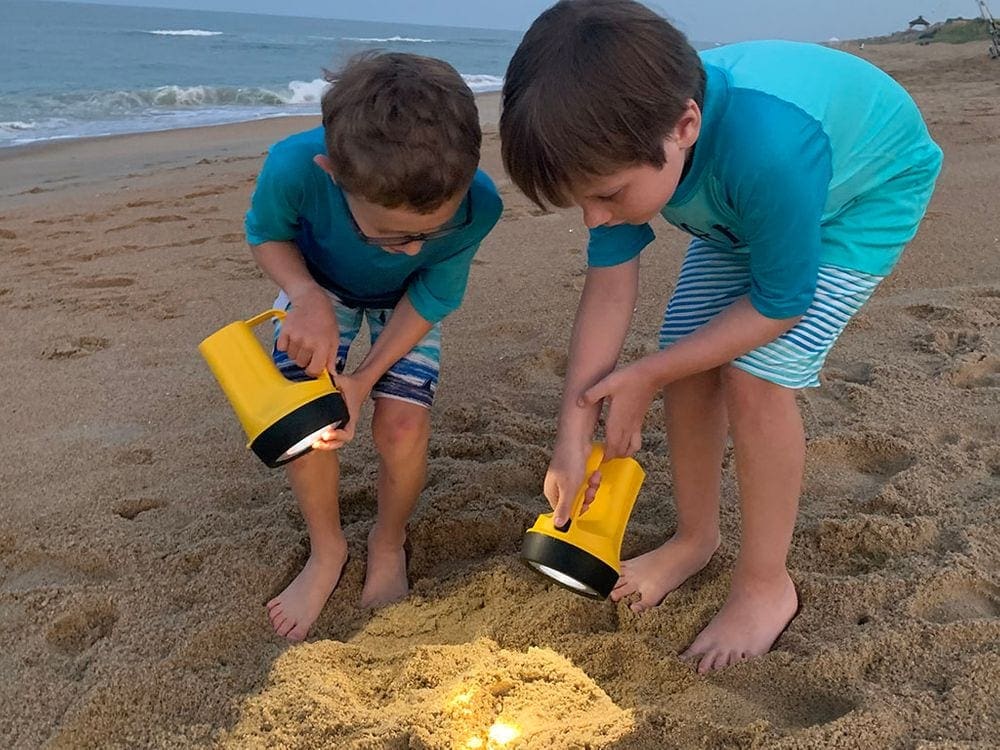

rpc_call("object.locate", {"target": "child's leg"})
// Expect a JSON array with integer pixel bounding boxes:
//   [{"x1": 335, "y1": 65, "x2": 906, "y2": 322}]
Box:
[
  {"x1": 266, "y1": 288, "x2": 359, "y2": 640},
  {"x1": 361, "y1": 397, "x2": 431, "y2": 608},
  {"x1": 266, "y1": 449, "x2": 349, "y2": 641},
  {"x1": 680, "y1": 367, "x2": 801, "y2": 673},
  {"x1": 610, "y1": 367, "x2": 727, "y2": 611},
  {"x1": 359, "y1": 308, "x2": 440, "y2": 609}
]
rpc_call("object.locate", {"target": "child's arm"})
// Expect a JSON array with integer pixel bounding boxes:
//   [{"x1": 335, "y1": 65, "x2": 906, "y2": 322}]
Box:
[
  {"x1": 319, "y1": 295, "x2": 434, "y2": 450},
  {"x1": 582, "y1": 296, "x2": 799, "y2": 457},
  {"x1": 250, "y1": 240, "x2": 340, "y2": 377},
  {"x1": 547, "y1": 257, "x2": 639, "y2": 527}
]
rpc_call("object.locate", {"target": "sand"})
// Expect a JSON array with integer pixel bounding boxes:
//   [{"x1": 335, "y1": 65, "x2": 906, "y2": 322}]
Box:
[{"x1": 0, "y1": 45, "x2": 997, "y2": 749}]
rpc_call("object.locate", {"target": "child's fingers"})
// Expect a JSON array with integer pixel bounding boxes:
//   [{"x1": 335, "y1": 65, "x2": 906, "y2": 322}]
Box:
[
  {"x1": 304, "y1": 345, "x2": 330, "y2": 377},
  {"x1": 553, "y1": 490, "x2": 574, "y2": 528},
  {"x1": 310, "y1": 439, "x2": 341, "y2": 451},
  {"x1": 578, "y1": 376, "x2": 611, "y2": 408},
  {"x1": 276, "y1": 329, "x2": 290, "y2": 353}
]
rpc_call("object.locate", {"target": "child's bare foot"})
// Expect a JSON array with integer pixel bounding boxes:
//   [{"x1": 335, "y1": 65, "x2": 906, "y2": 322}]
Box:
[
  {"x1": 610, "y1": 533, "x2": 720, "y2": 612},
  {"x1": 360, "y1": 525, "x2": 409, "y2": 609},
  {"x1": 681, "y1": 570, "x2": 798, "y2": 674},
  {"x1": 266, "y1": 537, "x2": 348, "y2": 642}
]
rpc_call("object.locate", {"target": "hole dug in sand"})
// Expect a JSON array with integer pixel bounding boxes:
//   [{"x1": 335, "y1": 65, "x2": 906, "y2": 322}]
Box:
[{"x1": 221, "y1": 638, "x2": 633, "y2": 749}]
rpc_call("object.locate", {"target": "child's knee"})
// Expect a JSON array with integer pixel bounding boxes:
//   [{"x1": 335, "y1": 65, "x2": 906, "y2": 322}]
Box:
[
  {"x1": 372, "y1": 405, "x2": 430, "y2": 457},
  {"x1": 721, "y1": 365, "x2": 794, "y2": 413}
]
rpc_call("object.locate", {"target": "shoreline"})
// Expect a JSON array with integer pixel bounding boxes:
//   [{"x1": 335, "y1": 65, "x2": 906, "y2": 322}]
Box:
[{"x1": 0, "y1": 92, "x2": 501, "y2": 206}]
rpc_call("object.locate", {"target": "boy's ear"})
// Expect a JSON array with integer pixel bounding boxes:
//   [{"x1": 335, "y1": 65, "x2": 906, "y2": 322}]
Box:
[
  {"x1": 673, "y1": 99, "x2": 702, "y2": 150},
  {"x1": 313, "y1": 154, "x2": 336, "y2": 180}
]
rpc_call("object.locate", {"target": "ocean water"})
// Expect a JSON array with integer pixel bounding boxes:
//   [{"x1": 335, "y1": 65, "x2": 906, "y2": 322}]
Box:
[{"x1": 0, "y1": 0, "x2": 520, "y2": 147}]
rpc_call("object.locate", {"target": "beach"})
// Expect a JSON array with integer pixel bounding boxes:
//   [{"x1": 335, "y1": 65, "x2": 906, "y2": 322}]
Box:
[{"x1": 1, "y1": 41, "x2": 998, "y2": 749}]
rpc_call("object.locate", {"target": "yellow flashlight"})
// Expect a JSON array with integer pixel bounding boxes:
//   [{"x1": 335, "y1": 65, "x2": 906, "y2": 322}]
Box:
[
  {"x1": 198, "y1": 309, "x2": 349, "y2": 467},
  {"x1": 522, "y1": 444, "x2": 645, "y2": 599}
]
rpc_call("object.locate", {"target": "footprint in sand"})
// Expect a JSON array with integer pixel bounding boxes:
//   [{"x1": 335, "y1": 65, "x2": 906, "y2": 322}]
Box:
[
  {"x1": 911, "y1": 575, "x2": 1000, "y2": 624},
  {"x1": 41, "y1": 335, "x2": 109, "y2": 360},
  {"x1": 666, "y1": 672, "x2": 856, "y2": 733},
  {"x1": 117, "y1": 448, "x2": 155, "y2": 466},
  {"x1": 504, "y1": 347, "x2": 569, "y2": 388},
  {"x1": 431, "y1": 432, "x2": 523, "y2": 463},
  {"x1": 407, "y1": 508, "x2": 531, "y2": 579},
  {"x1": 183, "y1": 186, "x2": 233, "y2": 199},
  {"x1": 824, "y1": 361, "x2": 874, "y2": 385},
  {"x1": 917, "y1": 329, "x2": 983, "y2": 356},
  {"x1": 69, "y1": 276, "x2": 135, "y2": 289},
  {"x1": 806, "y1": 433, "x2": 916, "y2": 503},
  {"x1": 114, "y1": 496, "x2": 166, "y2": 521},
  {"x1": 45, "y1": 599, "x2": 117, "y2": 655},
  {"x1": 905, "y1": 303, "x2": 969, "y2": 325},
  {"x1": 814, "y1": 514, "x2": 939, "y2": 566},
  {"x1": 108, "y1": 214, "x2": 187, "y2": 232},
  {"x1": 950, "y1": 353, "x2": 1000, "y2": 388},
  {"x1": 2, "y1": 549, "x2": 114, "y2": 593}
]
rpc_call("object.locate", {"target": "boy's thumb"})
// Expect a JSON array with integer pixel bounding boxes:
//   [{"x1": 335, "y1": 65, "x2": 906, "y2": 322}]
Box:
[{"x1": 552, "y1": 498, "x2": 571, "y2": 530}]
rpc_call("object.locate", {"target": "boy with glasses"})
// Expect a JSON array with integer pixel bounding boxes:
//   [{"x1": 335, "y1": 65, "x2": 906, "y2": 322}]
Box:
[{"x1": 244, "y1": 52, "x2": 501, "y2": 640}]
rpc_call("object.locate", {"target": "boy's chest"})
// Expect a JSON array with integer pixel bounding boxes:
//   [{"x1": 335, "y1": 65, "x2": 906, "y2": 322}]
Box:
[{"x1": 660, "y1": 180, "x2": 748, "y2": 250}]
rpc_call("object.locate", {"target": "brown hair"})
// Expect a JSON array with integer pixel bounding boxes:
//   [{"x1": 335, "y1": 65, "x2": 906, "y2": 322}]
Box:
[
  {"x1": 500, "y1": 0, "x2": 705, "y2": 208},
  {"x1": 321, "y1": 52, "x2": 481, "y2": 212}
]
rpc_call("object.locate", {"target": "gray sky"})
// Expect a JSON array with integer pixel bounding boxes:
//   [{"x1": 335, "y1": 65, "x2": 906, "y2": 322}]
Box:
[{"x1": 72, "y1": 0, "x2": 985, "y2": 42}]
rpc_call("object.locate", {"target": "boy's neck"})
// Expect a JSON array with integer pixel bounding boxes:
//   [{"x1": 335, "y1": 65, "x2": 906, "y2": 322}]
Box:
[{"x1": 680, "y1": 142, "x2": 696, "y2": 183}]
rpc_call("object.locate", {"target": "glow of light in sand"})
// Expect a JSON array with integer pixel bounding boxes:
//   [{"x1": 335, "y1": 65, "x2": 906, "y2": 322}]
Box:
[
  {"x1": 465, "y1": 738, "x2": 484, "y2": 749},
  {"x1": 487, "y1": 721, "x2": 520, "y2": 745}
]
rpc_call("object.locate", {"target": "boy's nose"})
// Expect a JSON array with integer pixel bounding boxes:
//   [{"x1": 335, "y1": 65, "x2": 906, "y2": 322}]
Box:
[
  {"x1": 389, "y1": 240, "x2": 424, "y2": 256},
  {"x1": 582, "y1": 204, "x2": 613, "y2": 229}
]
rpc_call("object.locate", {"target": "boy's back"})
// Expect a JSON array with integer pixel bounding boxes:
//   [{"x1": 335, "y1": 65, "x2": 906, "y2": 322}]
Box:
[
  {"x1": 247, "y1": 126, "x2": 501, "y2": 322},
  {"x1": 588, "y1": 40, "x2": 943, "y2": 316},
  {"x1": 698, "y1": 40, "x2": 941, "y2": 231}
]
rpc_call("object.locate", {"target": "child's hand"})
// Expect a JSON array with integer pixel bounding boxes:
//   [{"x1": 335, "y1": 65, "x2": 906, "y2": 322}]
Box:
[
  {"x1": 545, "y1": 437, "x2": 602, "y2": 528},
  {"x1": 310, "y1": 371, "x2": 370, "y2": 451},
  {"x1": 580, "y1": 362, "x2": 658, "y2": 459},
  {"x1": 278, "y1": 289, "x2": 339, "y2": 377}
]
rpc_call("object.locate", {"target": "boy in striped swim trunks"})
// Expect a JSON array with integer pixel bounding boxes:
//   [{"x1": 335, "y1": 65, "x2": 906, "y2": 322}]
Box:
[
  {"x1": 244, "y1": 53, "x2": 502, "y2": 640},
  {"x1": 500, "y1": 0, "x2": 941, "y2": 672}
]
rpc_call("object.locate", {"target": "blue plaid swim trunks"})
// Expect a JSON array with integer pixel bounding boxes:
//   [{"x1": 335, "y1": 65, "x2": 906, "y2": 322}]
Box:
[{"x1": 271, "y1": 289, "x2": 441, "y2": 408}]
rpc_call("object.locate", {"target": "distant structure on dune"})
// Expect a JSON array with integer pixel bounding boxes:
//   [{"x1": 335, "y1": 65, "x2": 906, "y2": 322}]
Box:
[
  {"x1": 976, "y1": 0, "x2": 1000, "y2": 58},
  {"x1": 855, "y1": 4, "x2": 999, "y2": 59}
]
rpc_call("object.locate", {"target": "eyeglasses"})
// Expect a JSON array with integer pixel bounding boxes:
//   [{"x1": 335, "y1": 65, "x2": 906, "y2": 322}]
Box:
[{"x1": 339, "y1": 190, "x2": 473, "y2": 248}]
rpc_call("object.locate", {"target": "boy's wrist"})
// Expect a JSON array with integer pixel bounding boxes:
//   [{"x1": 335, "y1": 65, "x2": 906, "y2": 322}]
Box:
[
  {"x1": 348, "y1": 364, "x2": 380, "y2": 393},
  {"x1": 285, "y1": 281, "x2": 327, "y2": 305}
]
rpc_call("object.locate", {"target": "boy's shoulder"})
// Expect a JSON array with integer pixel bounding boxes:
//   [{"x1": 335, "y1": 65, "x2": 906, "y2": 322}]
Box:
[
  {"x1": 467, "y1": 169, "x2": 504, "y2": 232},
  {"x1": 265, "y1": 126, "x2": 326, "y2": 169},
  {"x1": 700, "y1": 40, "x2": 898, "y2": 110}
]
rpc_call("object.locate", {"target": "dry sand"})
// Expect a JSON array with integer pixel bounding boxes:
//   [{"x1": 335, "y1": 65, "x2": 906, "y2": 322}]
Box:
[{"x1": 0, "y1": 45, "x2": 998, "y2": 749}]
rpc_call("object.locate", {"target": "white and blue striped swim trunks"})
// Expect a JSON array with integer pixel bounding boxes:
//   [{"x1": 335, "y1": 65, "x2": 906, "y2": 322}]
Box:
[
  {"x1": 272, "y1": 289, "x2": 441, "y2": 408},
  {"x1": 659, "y1": 239, "x2": 885, "y2": 389}
]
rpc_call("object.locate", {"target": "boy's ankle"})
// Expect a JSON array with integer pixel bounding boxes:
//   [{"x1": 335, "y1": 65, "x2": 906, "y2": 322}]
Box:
[
  {"x1": 368, "y1": 522, "x2": 406, "y2": 550},
  {"x1": 307, "y1": 532, "x2": 349, "y2": 563},
  {"x1": 673, "y1": 528, "x2": 722, "y2": 552},
  {"x1": 730, "y1": 563, "x2": 793, "y2": 590}
]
